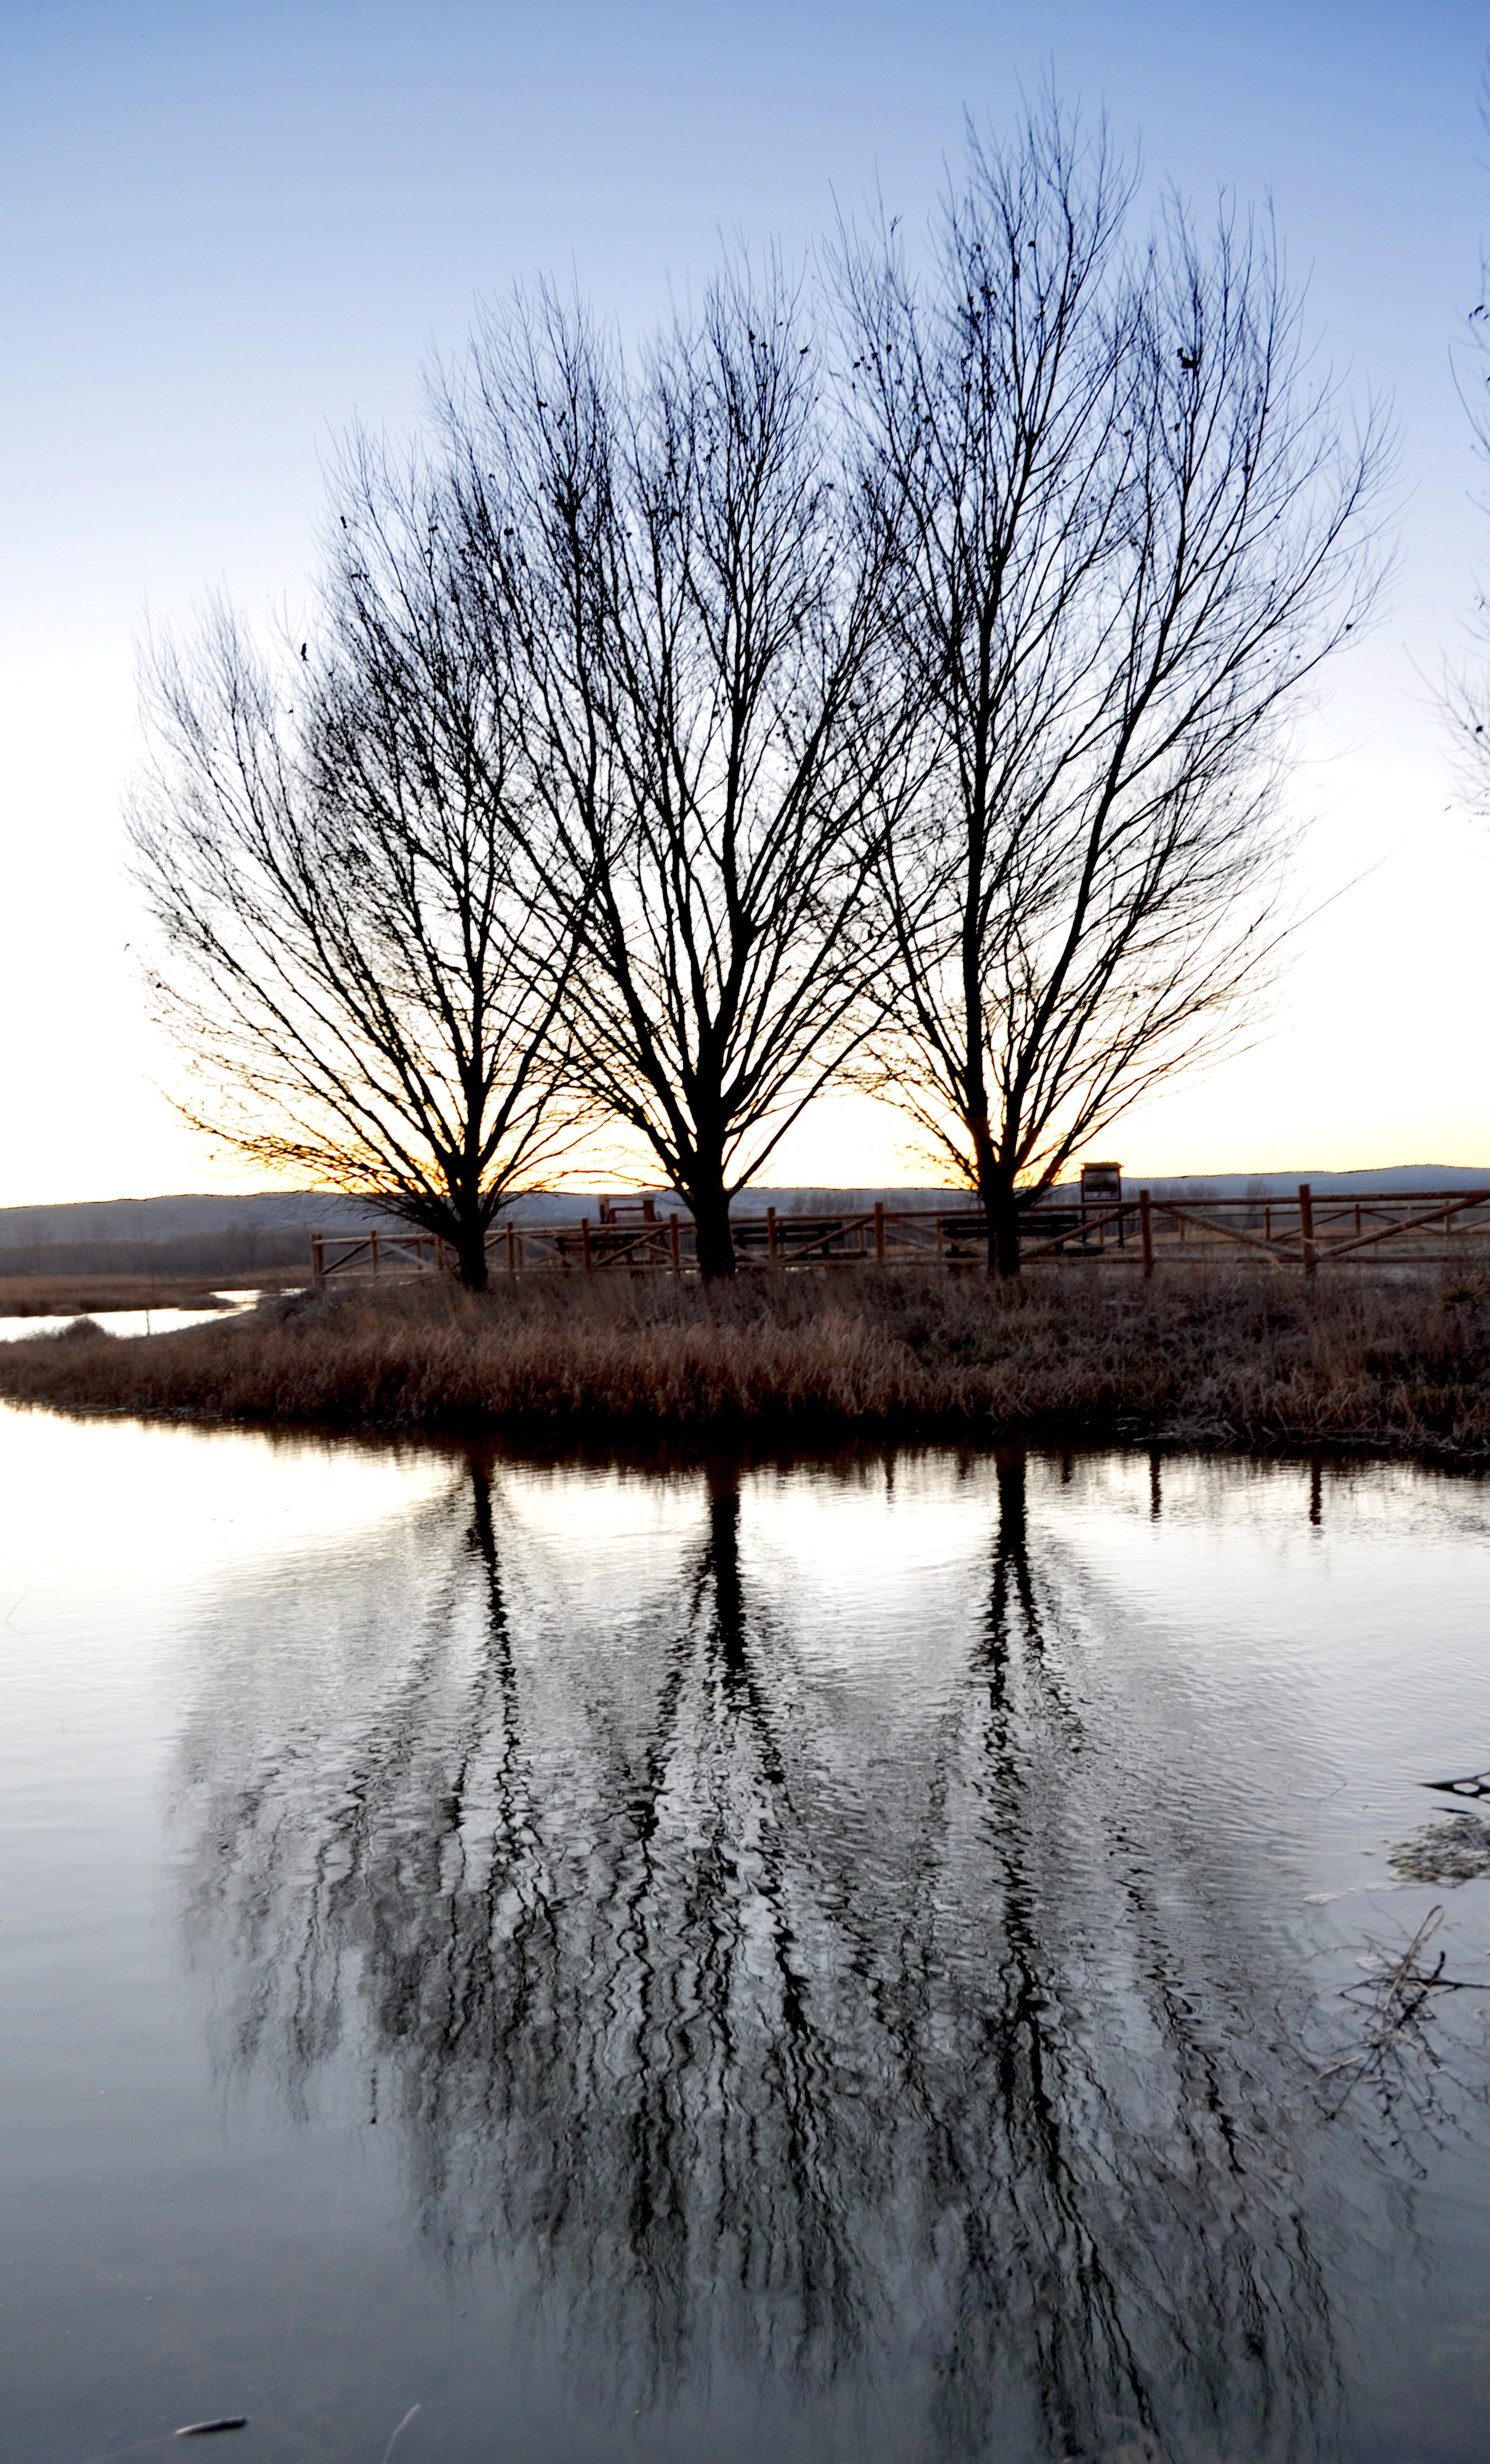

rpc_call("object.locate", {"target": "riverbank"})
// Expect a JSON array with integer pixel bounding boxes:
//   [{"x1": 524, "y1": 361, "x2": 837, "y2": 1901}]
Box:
[{"x1": 0, "y1": 1264, "x2": 1486, "y2": 1462}]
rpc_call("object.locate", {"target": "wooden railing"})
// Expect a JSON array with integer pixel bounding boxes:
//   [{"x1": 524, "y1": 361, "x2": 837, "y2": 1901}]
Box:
[
  {"x1": 309, "y1": 1229, "x2": 444, "y2": 1280},
  {"x1": 1122, "y1": 1184, "x2": 1490, "y2": 1275},
  {"x1": 311, "y1": 1186, "x2": 1490, "y2": 1281}
]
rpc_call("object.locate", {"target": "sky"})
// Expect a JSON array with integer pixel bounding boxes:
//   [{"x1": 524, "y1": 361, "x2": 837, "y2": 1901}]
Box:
[{"x1": 1, "y1": 0, "x2": 1488, "y2": 1205}]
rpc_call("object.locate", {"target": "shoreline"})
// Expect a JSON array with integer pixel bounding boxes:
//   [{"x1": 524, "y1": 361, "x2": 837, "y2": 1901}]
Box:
[{"x1": 0, "y1": 1264, "x2": 1486, "y2": 1468}]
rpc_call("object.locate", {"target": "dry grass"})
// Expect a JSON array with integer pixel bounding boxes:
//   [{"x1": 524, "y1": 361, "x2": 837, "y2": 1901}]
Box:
[
  {"x1": 0, "y1": 1261, "x2": 1487, "y2": 1460},
  {"x1": 0, "y1": 1270, "x2": 303, "y2": 1318}
]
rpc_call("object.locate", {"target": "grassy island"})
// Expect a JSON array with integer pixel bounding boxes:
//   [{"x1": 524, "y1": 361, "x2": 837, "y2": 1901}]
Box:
[{"x1": 0, "y1": 1265, "x2": 1487, "y2": 1464}]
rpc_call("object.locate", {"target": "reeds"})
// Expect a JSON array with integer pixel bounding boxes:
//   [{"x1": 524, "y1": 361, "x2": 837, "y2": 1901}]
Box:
[{"x1": 0, "y1": 1262, "x2": 1486, "y2": 1458}]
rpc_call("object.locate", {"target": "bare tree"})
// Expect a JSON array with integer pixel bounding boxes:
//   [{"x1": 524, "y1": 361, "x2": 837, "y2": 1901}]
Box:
[
  {"x1": 1445, "y1": 62, "x2": 1490, "y2": 810},
  {"x1": 130, "y1": 436, "x2": 590, "y2": 1290},
  {"x1": 441, "y1": 262, "x2": 913, "y2": 1276},
  {"x1": 836, "y1": 102, "x2": 1393, "y2": 1273}
]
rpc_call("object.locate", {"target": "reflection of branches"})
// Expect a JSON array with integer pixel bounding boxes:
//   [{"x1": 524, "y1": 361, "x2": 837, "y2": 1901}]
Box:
[
  {"x1": 176, "y1": 1449, "x2": 1350, "y2": 2457},
  {"x1": 885, "y1": 1450, "x2": 1339, "y2": 2464}
]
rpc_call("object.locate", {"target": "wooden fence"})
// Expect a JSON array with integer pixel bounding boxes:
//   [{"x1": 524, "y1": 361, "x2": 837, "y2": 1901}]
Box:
[
  {"x1": 311, "y1": 1185, "x2": 1490, "y2": 1282},
  {"x1": 1120, "y1": 1184, "x2": 1490, "y2": 1275},
  {"x1": 309, "y1": 1229, "x2": 444, "y2": 1280}
]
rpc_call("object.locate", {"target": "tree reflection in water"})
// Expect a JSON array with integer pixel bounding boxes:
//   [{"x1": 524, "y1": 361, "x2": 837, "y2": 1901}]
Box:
[{"x1": 175, "y1": 1447, "x2": 1348, "y2": 2462}]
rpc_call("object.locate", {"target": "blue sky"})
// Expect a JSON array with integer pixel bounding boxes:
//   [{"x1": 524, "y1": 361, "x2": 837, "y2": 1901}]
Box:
[{"x1": 2, "y1": 0, "x2": 1487, "y2": 1201}]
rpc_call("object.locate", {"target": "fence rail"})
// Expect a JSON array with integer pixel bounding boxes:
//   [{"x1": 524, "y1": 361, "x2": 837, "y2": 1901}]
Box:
[
  {"x1": 310, "y1": 1185, "x2": 1490, "y2": 1283},
  {"x1": 309, "y1": 1230, "x2": 445, "y2": 1280}
]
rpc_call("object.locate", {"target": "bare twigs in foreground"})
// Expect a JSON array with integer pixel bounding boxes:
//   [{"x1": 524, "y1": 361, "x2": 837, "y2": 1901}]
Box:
[
  {"x1": 1442, "y1": 62, "x2": 1490, "y2": 812},
  {"x1": 1319, "y1": 1908, "x2": 1490, "y2": 2128}
]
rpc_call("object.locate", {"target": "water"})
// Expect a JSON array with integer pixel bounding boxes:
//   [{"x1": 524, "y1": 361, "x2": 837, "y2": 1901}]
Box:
[
  {"x1": 2, "y1": 1407, "x2": 1489, "y2": 2464},
  {"x1": 0, "y1": 1290, "x2": 270, "y2": 1344}
]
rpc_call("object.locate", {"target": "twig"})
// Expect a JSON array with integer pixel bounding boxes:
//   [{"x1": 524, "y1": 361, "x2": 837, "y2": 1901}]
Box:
[
  {"x1": 1319, "y1": 1908, "x2": 1490, "y2": 2121},
  {"x1": 380, "y1": 2407, "x2": 421, "y2": 2464}
]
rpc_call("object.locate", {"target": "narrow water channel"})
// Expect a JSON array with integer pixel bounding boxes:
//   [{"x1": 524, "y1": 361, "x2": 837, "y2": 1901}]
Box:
[{"x1": 2, "y1": 1407, "x2": 1488, "y2": 2464}]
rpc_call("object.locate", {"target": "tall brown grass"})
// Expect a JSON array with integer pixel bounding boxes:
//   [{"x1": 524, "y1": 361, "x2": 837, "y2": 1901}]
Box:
[{"x1": 0, "y1": 1264, "x2": 1486, "y2": 1459}]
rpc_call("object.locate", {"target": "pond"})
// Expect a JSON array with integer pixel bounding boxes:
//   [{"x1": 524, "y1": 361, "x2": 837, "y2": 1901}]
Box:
[
  {"x1": 2, "y1": 1406, "x2": 1489, "y2": 2464},
  {"x1": 0, "y1": 1293, "x2": 270, "y2": 1344}
]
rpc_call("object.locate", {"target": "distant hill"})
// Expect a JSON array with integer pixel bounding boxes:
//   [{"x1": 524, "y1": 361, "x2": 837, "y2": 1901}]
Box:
[
  {"x1": 0, "y1": 1191, "x2": 332, "y2": 1280},
  {"x1": 0, "y1": 1191, "x2": 329, "y2": 1247},
  {"x1": 1131, "y1": 1166, "x2": 1490, "y2": 1200}
]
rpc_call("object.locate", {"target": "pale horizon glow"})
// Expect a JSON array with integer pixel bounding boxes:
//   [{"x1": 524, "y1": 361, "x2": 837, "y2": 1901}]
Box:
[{"x1": 2, "y1": 1, "x2": 1487, "y2": 1208}]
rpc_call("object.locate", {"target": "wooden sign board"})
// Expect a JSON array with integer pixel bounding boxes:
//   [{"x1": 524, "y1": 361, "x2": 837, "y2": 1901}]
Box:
[{"x1": 1080, "y1": 1162, "x2": 1123, "y2": 1204}]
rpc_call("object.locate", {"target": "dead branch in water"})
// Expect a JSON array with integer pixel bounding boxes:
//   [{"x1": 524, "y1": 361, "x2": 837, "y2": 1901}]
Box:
[{"x1": 1319, "y1": 1908, "x2": 1490, "y2": 2126}]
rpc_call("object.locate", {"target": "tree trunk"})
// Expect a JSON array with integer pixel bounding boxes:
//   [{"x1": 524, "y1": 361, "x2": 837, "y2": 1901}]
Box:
[
  {"x1": 452, "y1": 1213, "x2": 490, "y2": 1293},
  {"x1": 690, "y1": 1182, "x2": 737, "y2": 1280},
  {"x1": 705, "y1": 1465, "x2": 746, "y2": 1671},
  {"x1": 981, "y1": 1170, "x2": 1022, "y2": 1280}
]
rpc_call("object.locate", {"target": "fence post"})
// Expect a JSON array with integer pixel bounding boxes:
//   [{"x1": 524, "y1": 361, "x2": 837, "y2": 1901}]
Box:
[
  {"x1": 1139, "y1": 1189, "x2": 1154, "y2": 1280},
  {"x1": 370, "y1": 1232, "x2": 380, "y2": 1276},
  {"x1": 669, "y1": 1212, "x2": 681, "y2": 1274},
  {"x1": 874, "y1": 1200, "x2": 886, "y2": 1264},
  {"x1": 767, "y1": 1205, "x2": 778, "y2": 1261},
  {"x1": 1299, "y1": 1183, "x2": 1316, "y2": 1277},
  {"x1": 311, "y1": 1234, "x2": 324, "y2": 1282},
  {"x1": 581, "y1": 1217, "x2": 592, "y2": 1273},
  {"x1": 506, "y1": 1223, "x2": 516, "y2": 1274}
]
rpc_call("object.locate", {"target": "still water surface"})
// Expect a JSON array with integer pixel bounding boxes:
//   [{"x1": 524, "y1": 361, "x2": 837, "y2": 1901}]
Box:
[
  {"x1": 0, "y1": 1293, "x2": 269, "y2": 1344},
  {"x1": 2, "y1": 1407, "x2": 1489, "y2": 2464}
]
